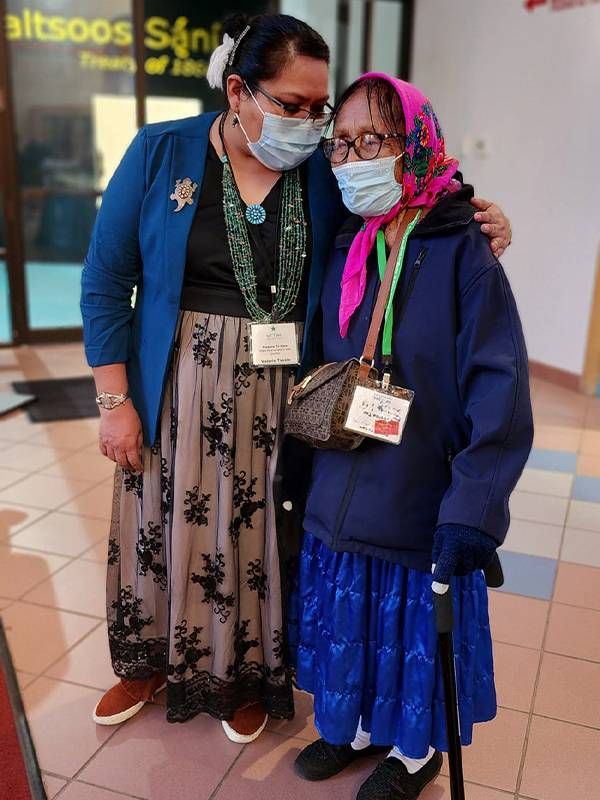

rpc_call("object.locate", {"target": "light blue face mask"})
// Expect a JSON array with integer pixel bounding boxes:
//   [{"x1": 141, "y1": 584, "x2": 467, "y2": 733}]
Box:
[
  {"x1": 236, "y1": 87, "x2": 326, "y2": 172},
  {"x1": 332, "y1": 154, "x2": 404, "y2": 217}
]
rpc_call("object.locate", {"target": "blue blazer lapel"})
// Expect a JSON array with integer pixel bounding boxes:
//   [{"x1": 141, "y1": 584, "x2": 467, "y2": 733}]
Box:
[
  {"x1": 302, "y1": 150, "x2": 344, "y2": 361},
  {"x1": 164, "y1": 111, "x2": 219, "y2": 304}
]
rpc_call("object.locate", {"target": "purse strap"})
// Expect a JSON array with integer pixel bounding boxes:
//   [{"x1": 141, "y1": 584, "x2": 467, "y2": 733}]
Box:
[{"x1": 358, "y1": 207, "x2": 421, "y2": 381}]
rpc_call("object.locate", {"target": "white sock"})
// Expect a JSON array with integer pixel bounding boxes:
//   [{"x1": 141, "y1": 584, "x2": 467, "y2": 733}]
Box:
[
  {"x1": 351, "y1": 718, "x2": 372, "y2": 751},
  {"x1": 388, "y1": 745, "x2": 435, "y2": 774}
]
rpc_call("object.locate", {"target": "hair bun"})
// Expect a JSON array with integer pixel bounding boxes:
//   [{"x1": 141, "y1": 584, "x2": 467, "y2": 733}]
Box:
[{"x1": 222, "y1": 12, "x2": 251, "y2": 39}]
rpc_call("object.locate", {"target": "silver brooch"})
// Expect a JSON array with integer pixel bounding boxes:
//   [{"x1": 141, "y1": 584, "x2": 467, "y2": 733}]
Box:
[{"x1": 170, "y1": 177, "x2": 197, "y2": 212}]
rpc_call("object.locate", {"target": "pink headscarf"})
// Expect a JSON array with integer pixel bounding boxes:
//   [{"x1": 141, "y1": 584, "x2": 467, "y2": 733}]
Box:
[{"x1": 338, "y1": 72, "x2": 460, "y2": 337}]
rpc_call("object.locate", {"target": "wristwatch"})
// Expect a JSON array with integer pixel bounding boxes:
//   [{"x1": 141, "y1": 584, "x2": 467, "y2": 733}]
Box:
[{"x1": 95, "y1": 391, "x2": 129, "y2": 410}]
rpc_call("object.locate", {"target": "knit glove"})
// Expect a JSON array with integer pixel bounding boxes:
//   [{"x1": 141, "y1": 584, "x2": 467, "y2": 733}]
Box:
[{"x1": 432, "y1": 524, "x2": 497, "y2": 585}]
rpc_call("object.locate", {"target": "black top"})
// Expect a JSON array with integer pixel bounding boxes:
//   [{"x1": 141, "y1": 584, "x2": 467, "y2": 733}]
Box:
[{"x1": 180, "y1": 143, "x2": 310, "y2": 321}]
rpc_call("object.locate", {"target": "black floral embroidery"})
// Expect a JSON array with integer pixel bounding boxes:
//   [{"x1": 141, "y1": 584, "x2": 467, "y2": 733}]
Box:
[
  {"x1": 151, "y1": 441, "x2": 160, "y2": 456},
  {"x1": 160, "y1": 457, "x2": 172, "y2": 525},
  {"x1": 229, "y1": 471, "x2": 266, "y2": 544},
  {"x1": 266, "y1": 629, "x2": 286, "y2": 679},
  {"x1": 246, "y1": 559, "x2": 267, "y2": 599},
  {"x1": 192, "y1": 320, "x2": 218, "y2": 367},
  {"x1": 191, "y1": 552, "x2": 235, "y2": 623},
  {"x1": 136, "y1": 522, "x2": 167, "y2": 590},
  {"x1": 184, "y1": 487, "x2": 211, "y2": 526},
  {"x1": 234, "y1": 362, "x2": 265, "y2": 396},
  {"x1": 226, "y1": 619, "x2": 259, "y2": 678},
  {"x1": 202, "y1": 393, "x2": 235, "y2": 476},
  {"x1": 123, "y1": 470, "x2": 143, "y2": 497},
  {"x1": 107, "y1": 538, "x2": 120, "y2": 566},
  {"x1": 252, "y1": 414, "x2": 276, "y2": 456},
  {"x1": 170, "y1": 406, "x2": 178, "y2": 444},
  {"x1": 169, "y1": 619, "x2": 212, "y2": 677},
  {"x1": 110, "y1": 586, "x2": 153, "y2": 640}
]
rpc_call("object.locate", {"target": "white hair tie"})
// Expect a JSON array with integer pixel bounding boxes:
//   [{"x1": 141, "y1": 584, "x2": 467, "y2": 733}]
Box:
[
  {"x1": 207, "y1": 26, "x2": 251, "y2": 90},
  {"x1": 207, "y1": 33, "x2": 235, "y2": 89}
]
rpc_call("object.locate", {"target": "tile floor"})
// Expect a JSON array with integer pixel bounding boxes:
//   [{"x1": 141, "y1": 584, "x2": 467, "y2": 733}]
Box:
[{"x1": 1, "y1": 344, "x2": 600, "y2": 800}]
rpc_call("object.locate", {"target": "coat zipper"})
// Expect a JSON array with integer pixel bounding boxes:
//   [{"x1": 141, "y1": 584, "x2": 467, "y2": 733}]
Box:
[
  {"x1": 332, "y1": 454, "x2": 362, "y2": 547},
  {"x1": 394, "y1": 247, "x2": 428, "y2": 325}
]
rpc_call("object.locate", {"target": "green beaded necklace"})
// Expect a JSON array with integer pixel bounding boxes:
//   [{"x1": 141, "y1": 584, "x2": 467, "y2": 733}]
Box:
[{"x1": 219, "y1": 115, "x2": 307, "y2": 323}]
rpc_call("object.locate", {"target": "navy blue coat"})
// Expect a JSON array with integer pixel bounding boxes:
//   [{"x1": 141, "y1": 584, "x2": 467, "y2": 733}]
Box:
[
  {"x1": 302, "y1": 189, "x2": 534, "y2": 571},
  {"x1": 80, "y1": 112, "x2": 342, "y2": 445}
]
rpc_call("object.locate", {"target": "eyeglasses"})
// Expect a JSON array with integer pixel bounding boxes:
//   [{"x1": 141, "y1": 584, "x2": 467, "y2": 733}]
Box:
[
  {"x1": 251, "y1": 83, "x2": 333, "y2": 125},
  {"x1": 321, "y1": 133, "x2": 405, "y2": 164}
]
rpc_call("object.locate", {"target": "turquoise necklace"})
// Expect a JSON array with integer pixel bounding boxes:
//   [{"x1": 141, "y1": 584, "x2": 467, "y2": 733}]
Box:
[{"x1": 219, "y1": 115, "x2": 307, "y2": 323}]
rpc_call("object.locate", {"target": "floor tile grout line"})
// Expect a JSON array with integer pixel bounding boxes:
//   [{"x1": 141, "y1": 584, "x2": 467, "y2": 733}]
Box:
[
  {"x1": 19, "y1": 619, "x2": 104, "y2": 689},
  {"x1": 0, "y1": 538, "x2": 108, "y2": 561},
  {"x1": 513, "y1": 489, "x2": 571, "y2": 795},
  {"x1": 51, "y1": 723, "x2": 125, "y2": 799},
  {"x1": 72, "y1": 777, "x2": 148, "y2": 799},
  {"x1": 6, "y1": 595, "x2": 106, "y2": 623},
  {"x1": 207, "y1": 744, "x2": 248, "y2": 800}
]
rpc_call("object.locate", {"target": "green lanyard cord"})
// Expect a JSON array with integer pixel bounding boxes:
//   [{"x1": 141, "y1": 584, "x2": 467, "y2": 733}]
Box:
[{"x1": 376, "y1": 210, "x2": 422, "y2": 358}]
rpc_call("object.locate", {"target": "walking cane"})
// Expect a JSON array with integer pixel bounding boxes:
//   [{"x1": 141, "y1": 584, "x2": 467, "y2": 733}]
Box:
[
  {"x1": 432, "y1": 580, "x2": 465, "y2": 800},
  {"x1": 432, "y1": 554, "x2": 505, "y2": 800}
]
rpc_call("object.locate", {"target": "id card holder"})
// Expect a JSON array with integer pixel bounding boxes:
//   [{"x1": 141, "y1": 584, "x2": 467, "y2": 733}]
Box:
[
  {"x1": 248, "y1": 322, "x2": 301, "y2": 368},
  {"x1": 344, "y1": 379, "x2": 414, "y2": 445}
]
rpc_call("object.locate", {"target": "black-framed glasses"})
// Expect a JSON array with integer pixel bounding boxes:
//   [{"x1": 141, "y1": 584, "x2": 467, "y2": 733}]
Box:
[
  {"x1": 251, "y1": 83, "x2": 333, "y2": 125},
  {"x1": 322, "y1": 133, "x2": 405, "y2": 164}
]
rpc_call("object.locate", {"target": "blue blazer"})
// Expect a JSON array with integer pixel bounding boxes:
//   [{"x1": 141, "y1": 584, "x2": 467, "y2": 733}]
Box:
[{"x1": 81, "y1": 112, "x2": 343, "y2": 444}]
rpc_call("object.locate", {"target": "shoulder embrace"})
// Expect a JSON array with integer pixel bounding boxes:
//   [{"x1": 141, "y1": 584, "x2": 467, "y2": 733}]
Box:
[{"x1": 454, "y1": 218, "x2": 502, "y2": 296}]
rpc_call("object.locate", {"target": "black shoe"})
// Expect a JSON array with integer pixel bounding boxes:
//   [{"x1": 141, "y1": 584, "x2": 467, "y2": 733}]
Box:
[
  {"x1": 294, "y1": 738, "x2": 390, "y2": 781},
  {"x1": 356, "y1": 751, "x2": 443, "y2": 800}
]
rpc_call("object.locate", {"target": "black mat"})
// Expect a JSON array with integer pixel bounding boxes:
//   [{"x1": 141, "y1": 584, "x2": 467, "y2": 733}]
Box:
[{"x1": 12, "y1": 376, "x2": 98, "y2": 423}]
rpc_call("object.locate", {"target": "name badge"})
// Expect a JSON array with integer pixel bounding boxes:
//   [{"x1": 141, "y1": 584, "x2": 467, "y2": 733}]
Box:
[
  {"x1": 344, "y1": 383, "x2": 414, "y2": 445},
  {"x1": 248, "y1": 322, "x2": 301, "y2": 368}
]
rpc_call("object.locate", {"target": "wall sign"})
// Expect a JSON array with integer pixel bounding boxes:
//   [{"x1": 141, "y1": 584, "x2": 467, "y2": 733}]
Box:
[
  {"x1": 5, "y1": 1, "x2": 269, "y2": 103},
  {"x1": 525, "y1": 0, "x2": 600, "y2": 10}
]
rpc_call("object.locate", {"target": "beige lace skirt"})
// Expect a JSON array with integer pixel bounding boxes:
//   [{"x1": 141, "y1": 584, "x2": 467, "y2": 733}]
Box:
[{"x1": 106, "y1": 311, "x2": 295, "y2": 722}]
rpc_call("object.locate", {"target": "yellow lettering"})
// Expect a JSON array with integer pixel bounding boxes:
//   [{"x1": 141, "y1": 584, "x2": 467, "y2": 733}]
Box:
[
  {"x1": 191, "y1": 26, "x2": 210, "y2": 55},
  {"x1": 144, "y1": 16, "x2": 170, "y2": 51},
  {"x1": 32, "y1": 10, "x2": 50, "y2": 41},
  {"x1": 47, "y1": 16, "x2": 67, "y2": 42},
  {"x1": 90, "y1": 19, "x2": 111, "y2": 45},
  {"x1": 113, "y1": 20, "x2": 133, "y2": 47},
  {"x1": 145, "y1": 54, "x2": 170, "y2": 75},
  {"x1": 67, "y1": 17, "x2": 90, "y2": 44},
  {"x1": 5, "y1": 14, "x2": 23, "y2": 40},
  {"x1": 23, "y1": 8, "x2": 32, "y2": 39},
  {"x1": 211, "y1": 22, "x2": 222, "y2": 51},
  {"x1": 171, "y1": 17, "x2": 190, "y2": 59}
]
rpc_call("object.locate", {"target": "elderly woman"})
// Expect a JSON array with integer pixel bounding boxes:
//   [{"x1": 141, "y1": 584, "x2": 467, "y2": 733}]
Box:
[{"x1": 288, "y1": 73, "x2": 533, "y2": 800}]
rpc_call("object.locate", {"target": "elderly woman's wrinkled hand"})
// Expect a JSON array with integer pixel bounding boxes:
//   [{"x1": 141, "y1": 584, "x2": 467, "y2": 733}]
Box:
[{"x1": 471, "y1": 197, "x2": 512, "y2": 259}]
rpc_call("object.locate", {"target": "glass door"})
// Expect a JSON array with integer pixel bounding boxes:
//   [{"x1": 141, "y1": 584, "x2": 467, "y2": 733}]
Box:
[{"x1": 4, "y1": 0, "x2": 137, "y2": 341}]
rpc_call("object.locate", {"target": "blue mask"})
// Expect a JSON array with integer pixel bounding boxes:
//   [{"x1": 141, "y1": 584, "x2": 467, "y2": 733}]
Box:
[
  {"x1": 237, "y1": 88, "x2": 326, "y2": 172},
  {"x1": 333, "y1": 154, "x2": 404, "y2": 217}
]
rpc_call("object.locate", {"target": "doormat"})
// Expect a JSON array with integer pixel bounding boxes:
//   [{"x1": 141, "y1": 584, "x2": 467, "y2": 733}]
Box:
[
  {"x1": 0, "y1": 620, "x2": 46, "y2": 800},
  {"x1": 12, "y1": 376, "x2": 98, "y2": 423}
]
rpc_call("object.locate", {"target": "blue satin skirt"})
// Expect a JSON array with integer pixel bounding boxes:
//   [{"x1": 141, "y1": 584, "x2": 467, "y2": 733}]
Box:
[{"x1": 288, "y1": 533, "x2": 497, "y2": 758}]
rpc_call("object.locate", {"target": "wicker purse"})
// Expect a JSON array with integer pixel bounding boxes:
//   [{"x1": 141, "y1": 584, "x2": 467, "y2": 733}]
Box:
[{"x1": 284, "y1": 209, "x2": 419, "y2": 451}]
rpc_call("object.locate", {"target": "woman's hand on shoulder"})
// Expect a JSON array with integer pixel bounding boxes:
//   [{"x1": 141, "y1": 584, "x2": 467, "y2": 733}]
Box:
[
  {"x1": 470, "y1": 197, "x2": 512, "y2": 258},
  {"x1": 99, "y1": 401, "x2": 144, "y2": 473}
]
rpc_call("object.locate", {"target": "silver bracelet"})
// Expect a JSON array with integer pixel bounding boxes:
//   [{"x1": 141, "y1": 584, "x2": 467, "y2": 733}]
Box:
[{"x1": 95, "y1": 391, "x2": 129, "y2": 410}]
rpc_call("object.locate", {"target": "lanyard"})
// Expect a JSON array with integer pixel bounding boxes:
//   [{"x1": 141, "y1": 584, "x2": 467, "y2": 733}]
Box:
[{"x1": 376, "y1": 210, "x2": 422, "y2": 358}]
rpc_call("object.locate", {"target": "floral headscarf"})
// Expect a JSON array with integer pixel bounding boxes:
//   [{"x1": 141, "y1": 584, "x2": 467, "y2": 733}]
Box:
[{"x1": 339, "y1": 72, "x2": 460, "y2": 337}]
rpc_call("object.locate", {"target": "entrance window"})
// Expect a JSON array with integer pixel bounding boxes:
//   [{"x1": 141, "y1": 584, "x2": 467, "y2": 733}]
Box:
[{"x1": 6, "y1": 0, "x2": 136, "y2": 331}]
